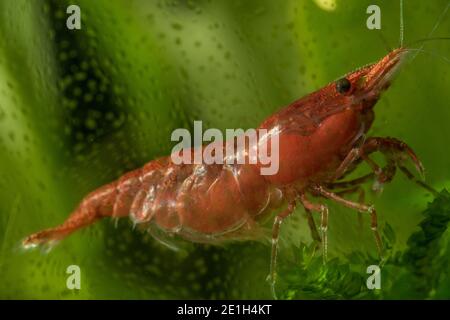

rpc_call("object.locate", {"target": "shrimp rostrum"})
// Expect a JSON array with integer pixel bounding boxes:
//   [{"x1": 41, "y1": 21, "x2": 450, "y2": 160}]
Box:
[{"x1": 23, "y1": 48, "x2": 435, "y2": 296}]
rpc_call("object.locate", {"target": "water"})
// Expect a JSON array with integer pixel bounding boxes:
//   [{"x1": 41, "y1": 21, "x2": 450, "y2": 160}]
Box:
[{"x1": 0, "y1": 0, "x2": 449, "y2": 299}]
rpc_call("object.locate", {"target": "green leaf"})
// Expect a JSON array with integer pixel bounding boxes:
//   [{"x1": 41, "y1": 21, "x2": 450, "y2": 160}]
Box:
[{"x1": 280, "y1": 190, "x2": 450, "y2": 299}]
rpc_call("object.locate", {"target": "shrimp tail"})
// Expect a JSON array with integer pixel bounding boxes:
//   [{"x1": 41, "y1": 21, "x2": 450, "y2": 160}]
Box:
[{"x1": 22, "y1": 169, "x2": 143, "y2": 250}]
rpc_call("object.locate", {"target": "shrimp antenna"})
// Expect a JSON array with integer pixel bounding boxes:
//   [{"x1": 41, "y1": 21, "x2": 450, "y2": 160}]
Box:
[
  {"x1": 377, "y1": 30, "x2": 393, "y2": 53},
  {"x1": 399, "y1": 0, "x2": 404, "y2": 47},
  {"x1": 425, "y1": 2, "x2": 450, "y2": 42},
  {"x1": 405, "y1": 37, "x2": 450, "y2": 47},
  {"x1": 405, "y1": 48, "x2": 450, "y2": 65},
  {"x1": 411, "y1": 1, "x2": 450, "y2": 61}
]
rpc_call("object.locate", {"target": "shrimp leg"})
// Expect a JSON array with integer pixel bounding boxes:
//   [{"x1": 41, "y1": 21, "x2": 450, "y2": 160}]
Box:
[
  {"x1": 305, "y1": 208, "x2": 322, "y2": 244},
  {"x1": 327, "y1": 173, "x2": 375, "y2": 189},
  {"x1": 267, "y1": 200, "x2": 296, "y2": 300},
  {"x1": 360, "y1": 137, "x2": 439, "y2": 194},
  {"x1": 361, "y1": 137, "x2": 424, "y2": 181},
  {"x1": 311, "y1": 185, "x2": 383, "y2": 258},
  {"x1": 398, "y1": 165, "x2": 439, "y2": 196},
  {"x1": 299, "y1": 193, "x2": 329, "y2": 264},
  {"x1": 334, "y1": 186, "x2": 366, "y2": 230},
  {"x1": 332, "y1": 151, "x2": 394, "y2": 193},
  {"x1": 332, "y1": 137, "x2": 435, "y2": 194}
]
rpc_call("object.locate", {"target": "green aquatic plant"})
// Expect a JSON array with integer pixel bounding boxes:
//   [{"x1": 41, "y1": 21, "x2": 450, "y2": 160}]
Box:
[
  {"x1": 280, "y1": 190, "x2": 450, "y2": 299},
  {"x1": 402, "y1": 189, "x2": 450, "y2": 298}
]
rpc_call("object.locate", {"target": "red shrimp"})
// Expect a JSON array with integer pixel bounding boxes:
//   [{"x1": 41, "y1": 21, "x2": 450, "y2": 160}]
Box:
[{"x1": 23, "y1": 47, "x2": 438, "y2": 297}]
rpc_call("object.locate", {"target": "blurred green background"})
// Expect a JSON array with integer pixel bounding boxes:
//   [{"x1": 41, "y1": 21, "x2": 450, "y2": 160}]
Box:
[{"x1": 0, "y1": 0, "x2": 449, "y2": 299}]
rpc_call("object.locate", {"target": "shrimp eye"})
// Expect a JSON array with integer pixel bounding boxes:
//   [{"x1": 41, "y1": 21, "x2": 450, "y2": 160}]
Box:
[{"x1": 336, "y1": 77, "x2": 351, "y2": 94}]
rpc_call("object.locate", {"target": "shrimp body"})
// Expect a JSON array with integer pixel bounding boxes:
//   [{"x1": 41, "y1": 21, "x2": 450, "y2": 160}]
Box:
[
  {"x1": 23, "y1": 150, "x2": 281, "y2": 246},
  {"x1": 21, "y1": 84, "x2": 371, "y2": 247},
  {"x1": 23, "y1": 46, "x2": 438, "y2": 298},
  {"x1": 127, "y1": 156, "x2": 279, "y2": 242},
  {"x1": 23, "y1": 48, "x2": 428, "y2": 264}
]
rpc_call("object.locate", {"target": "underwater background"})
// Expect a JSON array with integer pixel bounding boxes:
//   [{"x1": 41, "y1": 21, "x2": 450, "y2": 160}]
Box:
[{"x1": 0, "y1": 0, "x2": 449, "y2": 299}]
